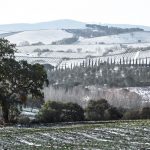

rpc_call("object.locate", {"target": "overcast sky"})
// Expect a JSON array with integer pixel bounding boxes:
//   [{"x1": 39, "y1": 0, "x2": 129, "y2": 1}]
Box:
[{"x1": 0, "y1": 0, "x2": 149, "y2": 26}]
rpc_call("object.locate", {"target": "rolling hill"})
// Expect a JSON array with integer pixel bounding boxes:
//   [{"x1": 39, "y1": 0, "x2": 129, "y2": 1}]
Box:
[
  {"x1": 0, "y1": 19, "x2": 86, "y2": 33},
  {"x1": 6, "y1": 29, "x2": 73, "y2": 46},
  {"x1": 79, "y1": 31, "x2": 150, "y2": 44},
  {"x1": 0, "y1": 19, "x2": 150, "y2": 33},
  {"x1": 5, "y1": 30, "x2": 150, "y2": 46}
]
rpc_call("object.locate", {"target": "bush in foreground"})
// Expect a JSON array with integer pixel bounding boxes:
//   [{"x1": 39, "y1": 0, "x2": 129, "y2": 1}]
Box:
[
  {"x1": 18, "y1": 116, "x2": 30, "y2": 125},
  {"x1": 37, "y1": 101, "x2": 63, "y2": 123},
  {"x1": 123, "y1": 110, "x2": 140, "y2": 120},
  {"x1": 61, "y1": 102, "x2": 85, "y2": 122},
  {"x1": 37, "y1": 101, "x2": 84, "y2": 123},
  {"x1": 36, "y1": 99, "x2": 149, "y2": 124},
  {"x1": 86, "y1": 99, "x2": 122, "y2": 121},
  {"x1": 139, "y1": 107, "x2": 150, "y2": 119},
  {"x1": 123, "y1": 107, "x2": 150, "y2": 120}
]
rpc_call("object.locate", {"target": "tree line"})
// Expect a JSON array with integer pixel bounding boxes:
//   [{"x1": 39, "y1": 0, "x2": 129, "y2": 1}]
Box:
[
  {"x1": 34, "y1": 99, "x2": 150, "y2": 124},
  {"x1": 65, "y1": 24, "x2": 143, "y2": 38},
  {"x1": 47, "y1": 61, "x2": 150, "y2": 89}
]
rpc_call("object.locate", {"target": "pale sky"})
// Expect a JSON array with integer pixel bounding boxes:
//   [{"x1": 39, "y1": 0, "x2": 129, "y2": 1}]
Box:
[{"x1": 0, "y1": 0, "x2": 150, "y2": 26}]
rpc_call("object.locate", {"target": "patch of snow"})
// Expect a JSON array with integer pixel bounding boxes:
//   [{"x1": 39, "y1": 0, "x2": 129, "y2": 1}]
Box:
[
  {"x1": 18, "y1": 139, "x2": 41, "y2": 147},
  {"x1": 128, "y1": 87, "x2": 150, "y2": 103},
  {"x1": 75, "y1": 132, "x2": 112, "y2": 142}
]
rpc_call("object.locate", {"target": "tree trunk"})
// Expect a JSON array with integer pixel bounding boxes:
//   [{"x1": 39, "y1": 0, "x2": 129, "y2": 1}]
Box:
[{"x1": 1, "y1": 100, "x2": 9, "y2": 123}]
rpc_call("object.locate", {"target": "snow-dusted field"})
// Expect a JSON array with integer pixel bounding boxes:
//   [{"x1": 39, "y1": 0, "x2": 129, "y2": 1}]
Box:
[
  {"x1": 12, "y1": 30, "x2": 150, "y2": 66},
  {"x1": 11, "y1": 33, "x2": 150, "y2": 67},
  {"x1": 16, "y1": 43, "x2": 150, "y2": 54},
  {"x1": 16, "y1": 44, "x2": 112, "y2": 54},
  {"x1": 0, "y1": 120, "x2": 150, "y2": 149},
  {"x1": 14, "y1": 49, "x2": 150, "y2": 68},
  {"x1": 128, "y1": 87, "x2": 150, "y2": 104},
  {"x1": 5, "y1": 29, "x2": 150, "y2": 46},
  {"x1": 14, "y1": 44, "x2": 111, "y2": 66},
  {"x1": 6, "y1": 29, "x2": 73, "y2": 45},
  {"x1": 79, "y1": 31, "x2": 150, "y2": 44},
  {"x1": 57, "y1": 50, "x2": 150, "y2": 68}
]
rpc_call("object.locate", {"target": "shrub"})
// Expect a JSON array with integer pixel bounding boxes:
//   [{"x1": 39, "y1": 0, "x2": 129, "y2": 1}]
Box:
[
  {"x1": 18, "y1": 116, "x2": 30, "y2": 125},
  {"x1": 37, "y1": 101, "x2": 85, "y2": 123},
  {"x1": 61, "y1": 102, "x2": 84, "y2": 122},
  {"x1": 104, "y1": 107, "x2": 122, "y2": 120},
  {"x1": 123, "y1": 110, "x2": 140, "y2": 120},
  {"x1": 139, "y1": 107, "x2": 150, "y2": 119},
  {"x1": 0, "y1": 118, "x2": 4, "y2": 125},
  {"x1": 86, "y1": 99, "x2": 122, "y2": 121},
  {"x1": 122, "y1": 107, "x2": 150, "y2": 120},
  {"x1": 86, "y1": 99, "x2": 109, "y2": 121},
  {"x1": 33, "y1": 48, "x2": 41, "y2": 52},
  {"x1": 37, "y1": 101, "x2": 63, "y2": 123},
  {"x1": 31, "y1": 42, "x2": 44, "y2": 46}
]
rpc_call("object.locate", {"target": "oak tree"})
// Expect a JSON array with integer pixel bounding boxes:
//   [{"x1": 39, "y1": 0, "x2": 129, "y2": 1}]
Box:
[{"x1": 0, "y1": 39, "x2": 48, "y2": 123}]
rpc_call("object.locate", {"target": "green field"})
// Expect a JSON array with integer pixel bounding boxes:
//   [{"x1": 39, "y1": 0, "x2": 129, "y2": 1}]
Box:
[{"x1": 0, "y1": 120, "x2": 150, "y2": 150}]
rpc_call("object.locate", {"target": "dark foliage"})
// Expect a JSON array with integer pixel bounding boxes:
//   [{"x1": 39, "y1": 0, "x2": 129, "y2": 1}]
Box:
[
  {"x1": 61, "y1": 102, "x2": 85, "y2": 122},
  {"x1": 86, "y1": 99, "x2": 122, "y2": 121},
  {"x1": 52, "y1": 36, "x2": 78, "y2": 45},
  {"x1": 0, "y1": 38, "x2": 48, "y2": 123},
  {"x1": 139, "y1": 107, "x2": 150, "y2": 119},
  {"x1": 47, "y1": 61, "x2": 150, "y2": 89},
  {"x1": 123, "y1": 107, "x2": 150, "y2": 120},
  {"x1": 37, "y1": 101, "x2": 84, "y2": 123},
  {"x1": 65, "y1": 25, "x2": 143, "y2": 38},
  {"x1": 123, "y1": 110, "x2": 140, "y2": 120},
  {"x1": 31, "y1": 42, "x2": 45, "y2": 46}
]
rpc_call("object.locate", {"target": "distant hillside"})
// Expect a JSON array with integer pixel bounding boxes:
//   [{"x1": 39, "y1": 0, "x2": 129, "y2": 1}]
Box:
[
  {"x1": 79, "y1": 31, "x2": 150, "y2": 44},
  {"x1": 0, "y1": 19, "x2": 86, "y2": 33},
  {"x1": 5, "y1": 30, "x2": 150, "y2": 46},
  {"x1": 1, "y1": 19, "x2": 150, "y2": 46},
  {"x1": 1, "y1": 19, "x2": 150, "y2": 34}
]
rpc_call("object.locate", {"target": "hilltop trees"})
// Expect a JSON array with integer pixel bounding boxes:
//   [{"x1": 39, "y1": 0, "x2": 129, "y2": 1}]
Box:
[
  {"x1": 65, "y1": 25, "x2": 143, "y2": 39},
  {"x1": 0, "y1": 39, "x2": 48, "y2": 123}
]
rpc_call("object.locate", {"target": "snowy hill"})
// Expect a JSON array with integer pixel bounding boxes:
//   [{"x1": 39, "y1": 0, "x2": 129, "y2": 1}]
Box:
[
  {"x1": 0, "y1": 19, "x2": 86, "y2": 32},
  {"x1": 79, "y1": 31, "x2": 150, "y2": 44},
  {"x1": 1, "y1": 19, "x2": 150, "y2": 34},
  {"x1": 6, "y1": 29, "x2": 73, "y2": 46},
  {"x1": 6, "y1": 30, "x2": 150, "y2": 47}
]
